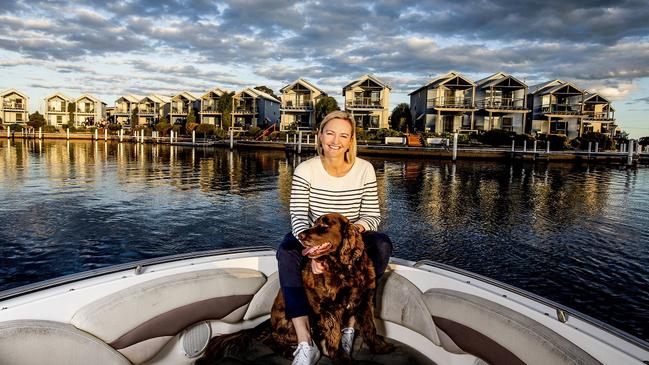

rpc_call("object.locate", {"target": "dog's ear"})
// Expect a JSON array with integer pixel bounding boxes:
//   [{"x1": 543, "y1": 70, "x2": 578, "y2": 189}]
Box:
[{"x1": 340, "y1": 221, "x2": 364, "y2": 267}]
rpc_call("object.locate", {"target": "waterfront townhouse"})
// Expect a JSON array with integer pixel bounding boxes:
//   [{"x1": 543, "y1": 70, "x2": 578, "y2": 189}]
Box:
[
  {"x1": 199, "y1": 88, "x2": 227, "y2": 126},
  {"x1": 582, "y1": 93, "x2": 617, "y2": 137},
  {"x1": 113, "y1": 94, "x2": 143, "y2": 128},
  {"x1": 137, "y1": 94, "x2": 170, "y2": 126},
  {"x1": 527, "y1": 80, "x2": 585, "y2": 138},
  {"x1": 474, "y1": 72, "x2": 529, "y2": 134},
  {"x1": 0, "y1": 89, "x2": 29, "y2": 126},
  {"x1": 44, "y1": 92, "x2": 71, "y2": 127},
  {"x1": 343, "y1": 74, "x2": 391, "y2": 129},
  {"x1": 279, "y1": 78, "x2": 327, "y2": 130},
  {"x1": 409, "y1": 72, "x2": 477, "y2": 133},
  {"x1": 73, "y1": 94, "x2": 106, "y2": 126},
  {"x1": 231, "y1": 88, "x2": 280, "y2": 129},
  {"x1": 168, "y1": 91, "x2": 199, "y2": 125}
]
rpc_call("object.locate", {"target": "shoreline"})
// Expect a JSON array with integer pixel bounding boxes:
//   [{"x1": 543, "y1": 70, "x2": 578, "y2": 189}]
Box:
[{"x1": 4, "y1": 132, "x2": 647, "y2": 165}]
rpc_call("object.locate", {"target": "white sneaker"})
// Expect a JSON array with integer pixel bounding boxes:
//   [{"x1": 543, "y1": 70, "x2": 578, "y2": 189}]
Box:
[
  {"x1": 341, "y1": 327, "x2": 355, "y2": 355},
  {"x1": 292, "y1": 341, "x2": 321, "y2": 365}
]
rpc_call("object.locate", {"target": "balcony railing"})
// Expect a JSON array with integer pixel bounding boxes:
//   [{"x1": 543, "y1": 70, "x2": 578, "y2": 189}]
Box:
[
  {"x1": 138, "y1": 107, "x2": 155, "y2": 115},
  {"x1": 3, "y1": 103, "x2": 25, "y2": 110},
  {"x1": 478, "y1": 98, "x2": 526, "y2": 110},
  {"x1": 201, "y1": 105, "x2": 220, "y2": 112},
  {"x1": 77, "y1": 109, "x2": 95, "y2": 114},
  {"x1": 346, "y1": 97, "x2": 383, "y2": 109},
  {"x1": 114, "y1": 109, "x2": 131, "y2": 115},
  {"x1": 539, "y1": 104, "x2": 582, "y2": 115},
  {"x1": 171, "y1": 107, "x2": 189, "y2": 114},
  {"x1": 583, "y1": 112, "x2": 615, "y2": 121},
  {"x1": 233, "y1": 106, "x2": 257, "y2": 114},
  {"x1": 282, "y1": 100, "x2": 313, "y2": 110},
  {"x1": 47, "y1": 107, "x2": 66, "y2": 112},
  {"x1": 427, "y1": 97, "x2": 475, "y2": 109}
]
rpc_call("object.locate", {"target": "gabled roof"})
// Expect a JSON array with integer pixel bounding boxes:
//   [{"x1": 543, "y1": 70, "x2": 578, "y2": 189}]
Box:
[
  {"x1": 116, "y1": 94, "x2": 143, "y2": 103},
  {"x1": 75, "y1": 93, "x2": 102, "y2": 103},
  {"x1": 0, "y1": 88, "x2": 29, "y2": 99},
  {"x1": 342, "y1": 74, "x2": 391, "y2": 91},
  {"x1": 44, "y1": 92, "x2": 71, "y2": 101},
  {"x1": 528, "y1": 80, "x2": 584, "y2": 95},
  {"x1": 280, "y1": 78, "x2": 327, "y2": 95},
  {"x1": 584, "y1": 93, "x2": 611, "y2": 104},
  {"x1": 171, "y1": 91, "x2": 199, "y2": 101},
  {"x1": 235, "y1": 88, "x2": 280, "y2": 103},
  {"x1": 475, "y1": 72, "x2": 527, "y2": 89},
  {"x1": 149, "y1": 94, "x2": 171, "y2": 103},
  {"x1": 201, "y1": 87, "x2": 227, "y2": 99},
  {"x1": 408, "y1": 72, "x2": 475, "y2": 95}
]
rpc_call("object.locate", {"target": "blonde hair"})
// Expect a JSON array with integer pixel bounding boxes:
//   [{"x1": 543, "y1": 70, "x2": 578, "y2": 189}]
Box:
[{"x1": 317, "y1": 110, "x2": 357, "y2": 165}]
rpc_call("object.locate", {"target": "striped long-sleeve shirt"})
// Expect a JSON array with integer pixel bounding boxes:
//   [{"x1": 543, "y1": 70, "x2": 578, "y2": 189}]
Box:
[{"x1": 290, "y1": 156, "x2": 381, "y2": 237}]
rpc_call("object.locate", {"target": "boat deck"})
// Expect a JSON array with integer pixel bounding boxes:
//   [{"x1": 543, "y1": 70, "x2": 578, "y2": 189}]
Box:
[{"x1": 200, "y1": 337, "x2": 435, "y2": 365}]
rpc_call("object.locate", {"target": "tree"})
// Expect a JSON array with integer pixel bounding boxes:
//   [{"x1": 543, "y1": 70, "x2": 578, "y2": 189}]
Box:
[
  {"x1": 254, "y1": 85, "x2": 279, "y2": 100},
  {"x1": 196, "y1": 123, "x2": 216, "y2": 139},
  {"x1": 315, "y1": 96, "x2": 340, "y2": 126},
  {"x1": 155, "y1": 117, "x2": 171, "y2": 137},
  {"x1": 27, "y1": 111, "x2": 46, "y2": 129},
  {"x1": 639, "y1": 136, "x2": 649, "y2": 146},
  {"x1": 217, "y1": 91, "x2": 234, "y2": 129},
  {"x1": 187, "y1": 109, "x2": 197, "y2": 125},
  {"x1": 68, "y1": 102, "x2": 76, "y2": 127},
  {"x1": 390, "y1": 103, "x2": 412, "y2": 132}
]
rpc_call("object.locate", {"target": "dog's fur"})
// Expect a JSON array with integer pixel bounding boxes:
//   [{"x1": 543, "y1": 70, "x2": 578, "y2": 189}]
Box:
[{"x1": 199, "y1": 213, "x2": 393, "y2": 364}]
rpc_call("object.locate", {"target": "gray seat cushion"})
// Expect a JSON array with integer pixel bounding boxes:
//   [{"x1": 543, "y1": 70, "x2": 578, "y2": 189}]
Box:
[
  {"x1": 0, "y1": 320, "x2": 130, "y2": 365},
  {"x1": 423, "y1": 288, "x2": 602, "y2": 365}
]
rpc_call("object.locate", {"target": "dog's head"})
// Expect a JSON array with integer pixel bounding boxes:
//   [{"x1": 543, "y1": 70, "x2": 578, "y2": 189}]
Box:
[{"x1": 298, "y1": 213, "x2": 364, "y2": 266}]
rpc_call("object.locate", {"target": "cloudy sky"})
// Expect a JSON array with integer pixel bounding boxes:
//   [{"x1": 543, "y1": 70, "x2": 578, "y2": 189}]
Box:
[{"x1": 1, "y1": 0, "x2": 648, "y2": 137}]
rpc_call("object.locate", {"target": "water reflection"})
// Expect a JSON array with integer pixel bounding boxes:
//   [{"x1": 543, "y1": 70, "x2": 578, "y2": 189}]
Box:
[{"x1": 0, "y1": 139, "x2": 648, "y2": 342}]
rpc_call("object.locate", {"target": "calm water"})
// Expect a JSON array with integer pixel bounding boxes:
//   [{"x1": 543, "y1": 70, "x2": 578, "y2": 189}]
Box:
[{"x1": 1, "y1": 139, "x2": 648, "y2": 342}]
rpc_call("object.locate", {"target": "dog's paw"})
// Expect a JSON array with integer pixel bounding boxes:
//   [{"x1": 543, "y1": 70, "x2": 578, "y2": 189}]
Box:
[{"x1": 368, "y1": 339, "x2": 395, "y2": 354}]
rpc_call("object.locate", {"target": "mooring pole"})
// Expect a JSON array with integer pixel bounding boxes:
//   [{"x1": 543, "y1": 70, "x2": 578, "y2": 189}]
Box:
[
  {"x1": 119, "y1": 129, "x2": 123, "y2": 142},
  {"x1": 229, "y1": 128, "x2": 234, "y2": 149},
  {"x1": 452, "y1": 132, "x2": 458, "y2": 161},
  {"x1": 298, "y1": 130, "x2": 303, "y2": 154},
  {"x1": 67, "y1": 128, "x2": 70, "y2": 140},
  {"x1": 546, "y1": 141, "x2": 550, "y2": 154},
  {"x1": 39, "y1": 127, "x2": 42, "y2": 139},
  {"x1": 511, "y1": 139, "x2": 515, "y2": 152},
  {"x1": 628, "y1": 140, "x2": 634, "y2": 165},
  {"x1": 595, "y1": 142, "x2": 599, "y2": 153},
  {"x1": 192, "y1": 130, "x2": 196, "y2": 145},
  {"x1": 523, "y1": 140, "x2": 527, "y2": 152},
  {"x1": 588, "y1": 141, "x2": 592, "y2": 158},
  {"x1": 533, "y1": 140, "x2": 537, "y2": 153}
]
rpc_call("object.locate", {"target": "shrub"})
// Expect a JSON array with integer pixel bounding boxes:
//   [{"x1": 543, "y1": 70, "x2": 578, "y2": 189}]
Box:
[
  {"x1": 196, "y1": 123, "x2": 216, "y2": 138},
  {"x1": 514, "y1": 133, "x2": 536, "y2": 146},
  {"x1": 43, "y1": 125, "x2": 58, "y2": 133},
  {"x1": 246, "y1": 126, "x2": 261, "y2": 138},
  {"x1": 269, "y1": 131, "x2": 287, "y2": 141},
  {"x1": 214, "y1": 128, "x2": 228, "y2": 139},
  {"x1": 537, "y1": 133, "x2": 568, "y2": 150},
  {"x1": 479, "y1": 129, "x2": 515, "y2": 146}
]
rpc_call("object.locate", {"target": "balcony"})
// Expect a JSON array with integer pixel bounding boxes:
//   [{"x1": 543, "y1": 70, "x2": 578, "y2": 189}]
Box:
[
  {"x1": 201, "y1": 105, "x2": 219, "y2": 113},
  {"x1": 47, "y1": 106, "x2": 66, "y2": 113},
  {"x1": 77, "y1": 108, "x2": 95, "y2": 114},
  {"x1": 539, "y1": 104, "x2": 582, "y2": 115},
  {"x1": 478, "y1": 98, "x2": 526, "y2": 111},
  {"x1": 583, "y1": 112, "x2": 615, "y2": 121},
  {"x1": 138, "y1": 107, "x2": 156, "y2": 115},
  {"x1": 346, "y1": 97, "x2": 383, "y2": 109},
  {"x1": 113, "y1": 108, "x2": 131, "y2": 115},
  {"x1": 281, "y1": 100, "x2": 313, "y2": 111},
  {"x1": 170, "y1": 107, "x2": 189, "y2": 114},
  {"x1": 3, "y1": 102, "x2": 25, "y2": 110},
  {"x1": 232, "y1": 105, "x2": 257, "y2": 114},
  {"x1": 427, "y1": 97, "x2": 475, "y2": 110}
]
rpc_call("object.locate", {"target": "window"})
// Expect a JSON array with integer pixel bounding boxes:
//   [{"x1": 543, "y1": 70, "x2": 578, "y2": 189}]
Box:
[
  {"x1": 370, "y1": 115, "x2": 379, "y2": 128},
  {"x1": 57, "y1": 115, "x2": 62, "y2": 124},
  {"x1": 16, "y1": 113, "x2": 23, "y2": 122}
]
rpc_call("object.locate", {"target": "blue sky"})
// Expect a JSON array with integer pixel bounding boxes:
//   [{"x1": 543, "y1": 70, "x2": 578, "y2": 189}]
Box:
[{"x1": 1, "y1": 0, "x2": 648, "y2": 137}]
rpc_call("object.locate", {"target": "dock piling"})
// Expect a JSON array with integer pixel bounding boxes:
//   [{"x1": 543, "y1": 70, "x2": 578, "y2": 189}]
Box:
[
  {"x1": 192, "y1": 130, "x2": 195, "y2": 145},
  {"x1": 95, "y1": 128, "x2": 99, "y2": 141},
  {"x1": 119, "y1": 129, "x2": 123, "y2": 142},
  {"x1": 6, "y1": 127, "x2": 9, "y2": 139},
  {"x1": 628, "y1": 140, "x2": 634, "y2": 165},
  {"x1": 229, "y1": 128, "x2": 234, "y2": 149},
  {"x1": 315, "y1": 134, "x2": 318, "y2": 148},
  {"x1": 66, "y1": 128, "x2": 70, "y2": 140},
  {"x1": 588, "y1": 141, "x2": 592, "y2": 159},
  {"x1": 452, "y1": 132, "x2": 458, "y2": 161},
  {"x1": 546, "y1": 142, "x2": 550, "y2": 154},
  {"x1": 523, "y1": 140, "x2": 527, "y2": 152},
  {"x1": 39, "y1": 127, "x2": 42, "y2": 139},
  {"x1": 286, "y1": 134, "x2": 289, "y2": 143},
  {"x1": 511, "y1": 140, "x2": 515, "y2": 152},
  {"x1": 533, "y1": 140, "x2": 537, "y2": 153},
  {"x1": 141, "y1": 129, "x2": 144, "y2": 144},
  {"x1": 595, "y1": 142, "x2": 599, "y2": 153},
  {"x1": 298, "y1": 131, "x2": 303, "y2": 154}
]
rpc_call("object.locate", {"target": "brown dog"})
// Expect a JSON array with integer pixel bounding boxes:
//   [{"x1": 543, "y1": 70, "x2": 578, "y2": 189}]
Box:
[
  {"x1": 268, "y1": 213, "x2": 394, "y2": 363},
  {"x1": 199, "y1": 213, "x2": 393, "y2": 364}
]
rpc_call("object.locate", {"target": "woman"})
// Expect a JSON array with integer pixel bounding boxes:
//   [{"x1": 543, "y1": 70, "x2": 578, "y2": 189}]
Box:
[{"x1": 276, "y1": 110, "x2": 393, "y2": 365}]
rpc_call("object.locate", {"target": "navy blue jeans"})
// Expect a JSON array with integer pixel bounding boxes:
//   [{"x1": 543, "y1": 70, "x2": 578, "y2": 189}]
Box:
[{"x1": 276, "y1": 231, "x2": 393, "y2": 319}]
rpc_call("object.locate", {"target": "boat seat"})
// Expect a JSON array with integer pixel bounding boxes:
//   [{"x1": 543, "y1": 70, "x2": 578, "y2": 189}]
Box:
[
  {"x1": 71, "y1": 268, "x2": 266, "y2": 364},
  {"x1": 423, "y1": 288, "x2": 602, "y2": 365},
  {"x1": 0, "y1": 319, "x2": 130, "y2": 365}
]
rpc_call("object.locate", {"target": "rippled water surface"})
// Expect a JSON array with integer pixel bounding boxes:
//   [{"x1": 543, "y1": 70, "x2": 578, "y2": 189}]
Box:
[{"x1": 1, "y1": 139, "x2": 648, "y2": 341}]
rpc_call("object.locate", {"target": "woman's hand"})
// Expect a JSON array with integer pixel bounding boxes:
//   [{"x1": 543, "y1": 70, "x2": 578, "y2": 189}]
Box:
[{"x1": 354, "y1": 224, "x2": 366, "y2": 233}]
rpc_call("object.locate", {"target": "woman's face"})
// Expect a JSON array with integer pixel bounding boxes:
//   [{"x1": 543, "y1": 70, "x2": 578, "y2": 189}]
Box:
[{"x1": 319, "y1": 118, "x2": 353, "y2": 159}]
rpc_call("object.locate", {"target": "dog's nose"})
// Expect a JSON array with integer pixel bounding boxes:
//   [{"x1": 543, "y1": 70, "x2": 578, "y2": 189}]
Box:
[{"x1": 297, "y1": 232, "x2": 306, "y2": 242}]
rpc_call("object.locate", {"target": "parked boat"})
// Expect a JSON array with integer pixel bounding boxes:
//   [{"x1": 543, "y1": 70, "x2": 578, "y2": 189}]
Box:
[{"x1": 1, "y1": 247, "x2": 648, "y2": 365}]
